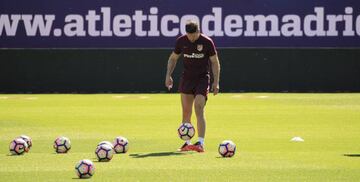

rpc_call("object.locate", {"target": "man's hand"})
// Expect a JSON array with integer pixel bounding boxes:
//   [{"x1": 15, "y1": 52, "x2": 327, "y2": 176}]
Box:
[
  {"x1": 211, "y1": 82, "x2": 219, "y2": 95},
  {"x1": 165, "y1": 75, "x2": 173, "y2": 90}
]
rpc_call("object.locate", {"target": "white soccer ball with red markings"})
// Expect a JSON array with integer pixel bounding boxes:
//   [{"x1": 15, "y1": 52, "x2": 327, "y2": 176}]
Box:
[
  {"x1": 178, "y1": 123, "x2": 195, "y2": 140},
  {"x1": 218, "y1": 140, "x2": 236, "y2": 157},
  {"x1": 95, "y1": 144, "x2": 114, "y2": 162},
  {"x1": 53, "y1": 136, "x2": 71, "y2": 153},
  {"x1": 113, "y1": 136, "x2": 129, "y2": 153},
  {"x1": 75, "y1": 159, "x2": 95, "y2": 179},
  {"x1": 18, "y1": 135, "x2": 32, "y2": 151},
  {"x1": 9, "y1": 138, "x2": 29, "y2": 155}
]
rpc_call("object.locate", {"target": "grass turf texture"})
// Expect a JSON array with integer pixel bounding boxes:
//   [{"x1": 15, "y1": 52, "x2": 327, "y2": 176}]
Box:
[{"x1": 0, "y1": 93, "x2": 359, "y2": 181}]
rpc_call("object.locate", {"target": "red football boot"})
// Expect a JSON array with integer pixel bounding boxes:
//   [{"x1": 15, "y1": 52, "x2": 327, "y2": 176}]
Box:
[
  {"x1": 188, "y1": 142, "x2": 204, "y2": 153},
  {"x1": 178, "y1": 142, "x2": 192, "y2": 152}
]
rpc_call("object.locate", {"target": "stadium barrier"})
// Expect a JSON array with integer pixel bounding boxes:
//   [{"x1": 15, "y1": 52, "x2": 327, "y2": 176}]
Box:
[{"x1": 0, "y1": 48, "x2": 359, "y2": 93}]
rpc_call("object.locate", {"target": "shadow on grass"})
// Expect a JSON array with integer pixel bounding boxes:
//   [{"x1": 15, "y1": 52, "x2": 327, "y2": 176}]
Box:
[
  {"x1": 343, "y1": 154, "x2": 360, "y2": 157},
  {"x1": 129, "y1": 151, "x2": 189, "y2": 158},
  {"x1": 90, "y1": 157, "x2": 106, "y2": 163},
  {"x1": 72, "y1": 177, "x2": 92, "y2": 180},
  {"x1": 93, "y1": 161, "x2": 107, "y2": 163},
  {"x1": 6, "y1": 154, "x2": 24, "y2": 156},
  {"x1": 52, "y1": 152, "x2": 69, "y2": 155}
]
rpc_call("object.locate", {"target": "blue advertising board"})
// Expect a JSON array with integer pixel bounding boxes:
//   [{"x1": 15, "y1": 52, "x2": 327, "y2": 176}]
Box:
[{"x1": 1, "y1": 0, "x2": 360, "y2": 48}]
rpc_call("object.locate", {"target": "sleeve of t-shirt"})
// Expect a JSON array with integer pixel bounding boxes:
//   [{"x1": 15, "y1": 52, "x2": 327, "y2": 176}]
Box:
[
  {"x1": 208, "y1": 39, "x2": 217, "y2": 57},
  {"x1": 173, "y1": 37, "x2": 182, "y2": 54}
]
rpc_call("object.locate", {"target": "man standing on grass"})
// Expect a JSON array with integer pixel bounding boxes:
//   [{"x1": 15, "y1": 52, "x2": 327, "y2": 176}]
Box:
[{"x1": 165, "y1": 20, "x2": 221, "y2": 152}]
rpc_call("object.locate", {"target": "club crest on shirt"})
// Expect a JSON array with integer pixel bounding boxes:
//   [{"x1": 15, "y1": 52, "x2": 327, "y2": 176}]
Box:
[{"x1": 197, "y1": 44, "x2": 203, "y2": 51}]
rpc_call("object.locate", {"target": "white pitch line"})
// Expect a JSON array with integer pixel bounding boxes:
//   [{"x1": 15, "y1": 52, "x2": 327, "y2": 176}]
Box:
[
  {"x1": 25, "y1": 97, "x2": 38, "y2": 100},
  {"x1": 255, "y1": 96, "x2": 269, "y2": 99},
  {"x1": 138, "y1": 96, "x2": 149, "y2": 99},
  {"x1": 231, "y1": 95, "x2": 242, "y2": 98},
  {"x1": 112, "y1": 96, "x2": 126, "y2": 99}
]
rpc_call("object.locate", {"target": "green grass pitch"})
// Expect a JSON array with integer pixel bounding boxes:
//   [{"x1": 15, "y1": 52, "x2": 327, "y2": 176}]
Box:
[{"x1": 0, "y1": 93, "x2": 359, "y2": 181}]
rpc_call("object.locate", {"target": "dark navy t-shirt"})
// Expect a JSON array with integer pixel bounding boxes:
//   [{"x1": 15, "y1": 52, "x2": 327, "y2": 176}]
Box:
[{"x1": 173, "y1": 34, "x2": 217, "y2": 80}]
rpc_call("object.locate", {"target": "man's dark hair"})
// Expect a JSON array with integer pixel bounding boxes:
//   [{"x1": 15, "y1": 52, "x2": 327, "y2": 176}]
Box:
[{"x1": 185, "y1": 21, "x2": 199, "y2": 33}]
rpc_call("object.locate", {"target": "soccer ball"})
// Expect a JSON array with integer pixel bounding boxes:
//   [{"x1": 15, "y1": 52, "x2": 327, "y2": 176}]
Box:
[
  {"x1": 97, "y1": 141, "x2": 114, "y2": 148},
  {"x1": 177, "y1": 123, "x2": 195, "y2": 140},
  {"x1": 75, "y1": 159, "x2": 95, "y2": 178},
  {"x1": 113, "y1": 136, "x2": 129, "y2": 153},
  {"x1": 53, "y1": 136, "x2": 71, "y2": 153},
  {"x1": 18, "y1": 135, "x2": 32, "y2": 151},
  {"x1": 9, "y1": 138, "x2": 28, "y2": 155},
  {"x1": 218, "y1": 140, "x2": 236, "y2": 157},
  {"x1": 95, "y1": 140, "x2": 114, "y2": 154},
  {"x1": 95, "y1": 144, "x2": 114, "y2": 162}
]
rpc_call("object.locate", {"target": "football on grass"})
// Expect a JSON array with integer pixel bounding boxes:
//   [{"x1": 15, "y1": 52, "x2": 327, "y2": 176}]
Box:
[
  {"x1": 9, "y1": 138, "x2": 28, "y2": 155},
  {"x1": 218, "y1": 140, "x2": 236, "y2": 157},
  {"x1": 53, "y1": 136, "x2": 71, "y2": 153},
  {"x1": 75, "y1": 159, "x2": 95, "y2": 178},
  {"x1": 95, "y1": 144, "x2": 114, "y2": 162},
  {"x1": 113, "y1": 136, "x2": 129, "y2": 154}
]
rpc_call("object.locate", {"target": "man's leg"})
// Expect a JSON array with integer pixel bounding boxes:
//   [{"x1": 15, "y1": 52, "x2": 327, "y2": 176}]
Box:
[
  {"x1": 190, "y1": 94, "x2": 206, "y2": 152},
  {"x1": 181, "y1": 93, "x2": 194, "y2": 124},
  {"x1": 178, "y1": 93, "x2": 195, "y2": 151},
  {"x1": 194, "y1": 94, "x2": 206, "y2": 138}
]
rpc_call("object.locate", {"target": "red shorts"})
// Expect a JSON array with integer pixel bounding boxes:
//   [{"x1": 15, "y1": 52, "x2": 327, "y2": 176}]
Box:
[{"x1": 178, "y1": 77, "x2": 210, "y2": 99}]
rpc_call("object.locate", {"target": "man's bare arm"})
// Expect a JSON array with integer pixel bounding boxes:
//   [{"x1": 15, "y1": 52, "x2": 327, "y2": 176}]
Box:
[
  {"x1": 165, "y1": 52, "x2": 180, "y2": 90},
  {"x1": 210, "y1": 54, "x2": 220, "y2": 95},
  {"x1": 166, "y1": 52, "x2": 180, "y2": 77}
]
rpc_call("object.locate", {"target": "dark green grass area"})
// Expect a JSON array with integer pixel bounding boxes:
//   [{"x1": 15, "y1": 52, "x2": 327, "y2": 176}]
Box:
[{"x1": 0, "y1": 94, "x2": 359, "y2": 181}]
